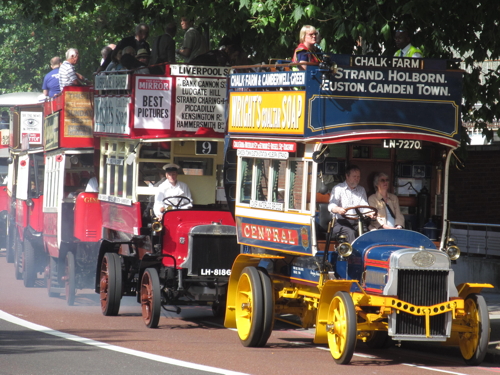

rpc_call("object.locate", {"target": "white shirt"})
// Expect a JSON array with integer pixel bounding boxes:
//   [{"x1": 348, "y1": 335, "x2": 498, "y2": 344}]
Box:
[
  {"x1": 328, "y1": 181, "x2": 369, "y2": 219},
  {"x1": 153, "y1": 179, "x2": 192, "y2": 217}
]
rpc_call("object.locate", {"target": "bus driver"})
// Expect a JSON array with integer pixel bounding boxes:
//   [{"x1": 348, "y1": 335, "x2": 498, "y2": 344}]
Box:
[{"x1": 153, "y1": 163, "x2": 193, "y2": 217}]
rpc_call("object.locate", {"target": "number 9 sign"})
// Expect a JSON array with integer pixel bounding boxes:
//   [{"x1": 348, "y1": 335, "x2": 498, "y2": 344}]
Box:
[{"x1": 196, "y1": 141, "x2": 218, "y2": 155}]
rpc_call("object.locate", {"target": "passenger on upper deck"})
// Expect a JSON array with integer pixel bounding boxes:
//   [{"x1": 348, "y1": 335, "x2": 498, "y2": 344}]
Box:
[
  {"x1": 42, "y1": 56, "x2": 62, "y2": 98},
  {"x1": 394, "y1": 27, "x2": 423, "y2": 58},
  {"x1": 97, "y1": 23, "x2": 150, "y2": 73},
  {"x1": 105, "y1": 49, "x2": 123, "y2": 72},
  {"x1": 153, "y1": 163, "x2": 193, "y2": 217},
  {"x1": 150, "y1": 22, "x2": 177, "y2": 74},
  {"x1": 368, "y1": 172, "x2": 404, "y2": 230},
  {"x1": 328, "y1": 165, "x2": 375, "y2": 243},
  {"x1": 59, "y1": 48, "x2": 88, "y2": 89},
  {"x1": 176, "y1": 17, "x2": 208, "y2": 63},
  {"x1": 292, "y1": 25, "x2": 322, "y2": 68}
]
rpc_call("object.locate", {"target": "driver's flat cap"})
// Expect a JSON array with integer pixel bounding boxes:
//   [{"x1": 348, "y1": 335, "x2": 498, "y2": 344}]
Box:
[{"x1": 163, "y1": 163, "x2": 180, "y2": 172}]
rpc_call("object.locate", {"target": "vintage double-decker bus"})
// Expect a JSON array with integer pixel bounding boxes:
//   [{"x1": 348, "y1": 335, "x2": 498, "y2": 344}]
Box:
[
  {"x1": 41, "y1": 86, "x2": 100, "y2": 305},
  {"x1": 93, "y1": 65, "x2": 240, "y2": 327},
  {"x1": 223, "y1": 56, "x2": 491, "y2": 365},
  {"x1": 8, "y1": 102, "x2": 46, "y2": 285}
]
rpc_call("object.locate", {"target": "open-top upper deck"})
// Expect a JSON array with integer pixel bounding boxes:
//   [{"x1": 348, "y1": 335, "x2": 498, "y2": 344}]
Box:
[
  {"x1": 227, "y1": 55, "x2": 463, "y2": 148},
  {"x1": 93, "y1": 65, "x2": 229, "y2": 140}
]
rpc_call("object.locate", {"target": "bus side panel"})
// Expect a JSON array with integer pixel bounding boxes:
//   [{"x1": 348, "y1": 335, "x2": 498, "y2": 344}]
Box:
[
  {"x1": 43, "y1": 212, "x2": 59, "y2": 257},
  {"x1": 28, "y1": 196, "x2": 44, "y2": 233},
  {"x1": 100, "y1": 201, "x2": 142, "y2": 235},
  {"x1": 74, "y1": 192, "x2": 102, "y2": 242}
]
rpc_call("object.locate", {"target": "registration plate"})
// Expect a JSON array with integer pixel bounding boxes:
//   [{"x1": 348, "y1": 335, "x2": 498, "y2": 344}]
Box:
[{"x1": 383, "y1": 139, "x2": 422, "y2": 149}]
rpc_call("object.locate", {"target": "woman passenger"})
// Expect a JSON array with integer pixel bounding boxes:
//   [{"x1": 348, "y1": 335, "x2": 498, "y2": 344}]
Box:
[
  {"x1": 368, "y1": 172, "x2": 405, "y2": 230},
  {"x1": 292, "y1": 25, "x2": 321, "y2": 67}
]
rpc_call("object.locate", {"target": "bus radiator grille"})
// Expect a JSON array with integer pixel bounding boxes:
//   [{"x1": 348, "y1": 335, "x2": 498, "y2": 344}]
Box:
[{"x1": 395, "y1": 269, "x2": 448, "y2": 336}]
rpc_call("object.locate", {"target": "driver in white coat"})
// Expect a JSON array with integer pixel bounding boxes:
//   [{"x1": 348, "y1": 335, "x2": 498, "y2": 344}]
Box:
[{"x1": 153, "y1": 163, "x2": 193, "y2": 217}]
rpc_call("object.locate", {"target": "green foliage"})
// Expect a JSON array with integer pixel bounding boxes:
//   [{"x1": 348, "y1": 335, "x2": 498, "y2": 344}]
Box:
[{"x1": 0, "y1": 0, "x2": 499, "y2": 140}]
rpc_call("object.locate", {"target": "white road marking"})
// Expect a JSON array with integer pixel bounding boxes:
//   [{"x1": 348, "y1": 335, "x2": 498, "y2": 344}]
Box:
[
  {"x1": 0, "y1": 310, "x2": 249, "y2": 375},
  {"x1": 402, "y1": 363, "x2": 469, "y2": 375}
]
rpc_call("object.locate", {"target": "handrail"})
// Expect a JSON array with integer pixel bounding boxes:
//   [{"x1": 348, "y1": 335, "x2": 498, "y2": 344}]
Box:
[{"x1": 448, "y1": 221, "x2": 500, "y2": 257}]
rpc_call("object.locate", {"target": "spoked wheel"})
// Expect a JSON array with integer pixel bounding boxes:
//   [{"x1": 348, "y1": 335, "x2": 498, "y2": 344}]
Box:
[
  {"x1": 100, "y1": 253, "x2": 122, "y2": 316},
  {"x1": 458, "y1": 294, "x2": 490, "y2": 365},
  {"x1": 14, "y1": 233, "x2": 22, "y2": 280},
  {"x1": 46, "y1": 256, "x2": 60, "y2": 298},
  {"x1": 65, "y1": 252, "x2": 76, "y2": 306},
  {"x1": 235, "y1": 266, "x2": 274, "y2": 347},
  {"x1": 256, "y1": 268, "x2": 274, "y2": 347},
  {"x1": 6, "y1": 224, "x2": 15, "y2": 263},
  {"x1": 327, "y1": 291, "x2": 357, "y2": 365},
  {"x1": 140, "y1": 268, "x2": 161, "y2": 328},
  {"x1": 23, "y1": 239, "x2": 36, "y2": 287}
]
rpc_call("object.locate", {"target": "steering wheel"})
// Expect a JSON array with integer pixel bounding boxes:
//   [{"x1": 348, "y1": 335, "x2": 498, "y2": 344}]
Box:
[
  {"x1": 162, "y1": 195, "x2": 192, "y2": 210},
  {"x1": 342, "y1": 205, "x2": 378, "y2": 220}
]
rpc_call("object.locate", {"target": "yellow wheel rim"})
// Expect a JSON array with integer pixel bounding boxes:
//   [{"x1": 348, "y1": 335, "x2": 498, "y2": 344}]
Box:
[
  {"x1": 235, "y1": 272, "x2": 253, "y2": 341},
  {"x1": 327, "y1": 295, "x2": 348, "y2": 360},
  {"x1": 459, "y1": 298, "x2": 480, "y2": 360}
]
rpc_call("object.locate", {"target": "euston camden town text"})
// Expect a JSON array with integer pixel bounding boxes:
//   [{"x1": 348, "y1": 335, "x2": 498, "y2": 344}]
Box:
[{"x1": 321, "y1": 67, "x2": 451, "y2": 97}]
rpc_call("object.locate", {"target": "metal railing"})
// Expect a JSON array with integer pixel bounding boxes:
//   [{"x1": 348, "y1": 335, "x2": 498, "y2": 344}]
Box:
[{"x1": 448, "y1": 221, "x2": 500, "y2": 257}]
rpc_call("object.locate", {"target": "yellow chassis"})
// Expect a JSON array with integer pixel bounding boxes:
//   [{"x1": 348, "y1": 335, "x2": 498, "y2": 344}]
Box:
[{"x1": 225, "y1": 254, "x2": 493, "y2": 345}]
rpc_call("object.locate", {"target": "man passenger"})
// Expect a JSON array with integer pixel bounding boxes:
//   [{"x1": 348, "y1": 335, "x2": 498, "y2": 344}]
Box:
[{"x1": 328, "y1": 165, "x2": 373, "y2": 243}]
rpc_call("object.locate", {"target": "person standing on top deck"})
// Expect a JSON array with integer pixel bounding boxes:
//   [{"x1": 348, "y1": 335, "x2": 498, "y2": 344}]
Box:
[
  {"x1": 292, "y1": 25, "x2": 322, "y2": 68},
  {"x1": 328, "y1": 165, "x2": 374, "y2": 243},
  {"x1": 59, "y1": 49, "x2": 88, "y2": 89},
  {"x1": 176, "y1": 17, "x2": 208, "y2": 63},
  {"x1": 42, "y1": 56, "x2": 62, "y2": 98},
  {"x1": 150, "y1": 22, "x2": 177, "y2": 74},
  {"x1": 153, "y1": 164, "x2": 193, "y2": 217},
  {"x1": 394, "y1": 27, "x2": 423, "y2": 58},
  {"x1": 97, "y1": 23, "x2": 150, "y2": 73}
]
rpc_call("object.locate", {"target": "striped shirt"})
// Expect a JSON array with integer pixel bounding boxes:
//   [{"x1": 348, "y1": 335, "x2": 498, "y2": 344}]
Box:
[
  {"x1": 59, "y1": 61, "x2": 78, "y2": 88},
  {"x1": 328, "y1": 181, "x2": 369, "y2": 219}
]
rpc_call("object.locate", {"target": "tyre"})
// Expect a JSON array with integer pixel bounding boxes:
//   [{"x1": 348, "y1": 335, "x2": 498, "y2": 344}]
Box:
[
  {"x1": 6, "y1": 224, "x2": 14, "y2": 263},
  {"x1": 46, "y1": 256, "x2": 60, "y2": 298},
  {"x1": 14, "y1": 233, "x2": 22, "y2": 280},
  {"x1": 235, "y1": 266, "x2": 264, "y2": 347},
  {"x1": 327, "y1": 291, "x2": 357, "y2": 365},
  {"x1": 100, "y1": 253, "x2": 122, "y2": 316},
  {"x1": 256, "y1": 268, "x2": 274, "y2": 347},
  {"x1": 65, "y1": 251, "x2": 76, "y2": 306},
  {"x1": 140, "y1": 268, "x2": 161, "y2": 328},
  {"x1": 459, "y1": 294, "x2": 490, "y2": 366},
  {"x1": 23, "y1": 239, "x2": 36, "y2": 287}
]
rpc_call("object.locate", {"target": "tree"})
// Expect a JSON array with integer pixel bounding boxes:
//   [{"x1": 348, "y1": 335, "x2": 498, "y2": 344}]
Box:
[{"x1": 1, "y1": 0, "x2": 499, "y2": 141}]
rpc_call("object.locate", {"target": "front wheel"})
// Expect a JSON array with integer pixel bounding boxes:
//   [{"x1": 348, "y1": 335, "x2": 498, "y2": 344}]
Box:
[
  {"x1": 235, "y1": 266, "x2": 264, "y2": 347},
  {"x1": 14, "y1": 233, "x2": 22, "y2": 280},
  {"x1": 65, "y1": 252, "x2": 76, "y2": 306},
  {"x1": 459, "y1": 294, "x2": 490, "y2": 365},
  {"x1": 46, "y1": 256, "x2": 60, "y2": 298},
  {"x1": 23, "y1": 239, "x2": 36, "y2": 287},
  {"x1": 140, "y1": 268, "x2": 161, "y2": 328},
  {"x1": 327, "y1": 291, "x2": 357, "y2": 365},
  {"x1": 100, "y1": 253, "x2": 122, "y2": 316},
  {"x1": 6, "y1": 224, "x2": 15, "y2": 263}
]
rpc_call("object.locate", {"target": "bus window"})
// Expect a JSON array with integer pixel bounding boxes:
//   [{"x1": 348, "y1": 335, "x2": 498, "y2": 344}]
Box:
[
  {"x1": 256, "y1": 159, "x2": 270, "y2": 202},
  {"x1": 289, "y1": 160, "x2": 304, "y2": 210},
  {"x1": 239, "y1": 158, "x2": 255, "y2": 204},
  {"x1": 271, "y1": 160, "x2": 286, "y2": 204}
]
